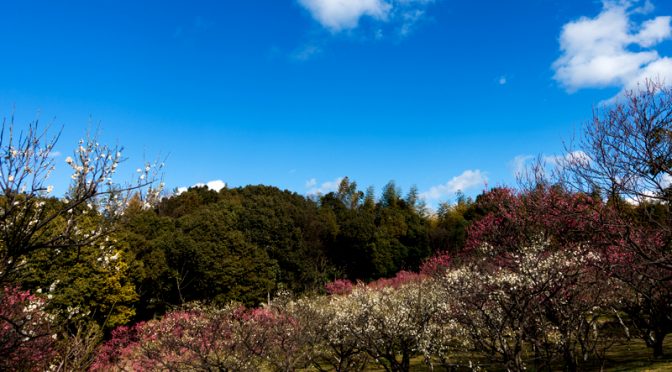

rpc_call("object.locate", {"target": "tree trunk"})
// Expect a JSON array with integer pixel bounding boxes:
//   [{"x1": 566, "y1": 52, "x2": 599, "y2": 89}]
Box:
[
  {"x1": 563, "y1": 347, "x2": 577, "y2": 372},
  {"x1": 653, "y1": 331, "x2": 665, "y2": 358},
  {"x1": 506, "y1": 351, "x2": 525, "y2": 372},
  {"x1": 401, "y1": 349, "x2": 410, "y2": 372}
]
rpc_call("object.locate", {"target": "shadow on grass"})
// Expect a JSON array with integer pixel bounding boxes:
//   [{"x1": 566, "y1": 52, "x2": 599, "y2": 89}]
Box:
[{"x1": 360, "y1": 338, "x2": 672, "y2": 371}]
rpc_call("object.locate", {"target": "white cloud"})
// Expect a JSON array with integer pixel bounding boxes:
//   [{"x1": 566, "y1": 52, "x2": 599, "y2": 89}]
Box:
[
  {"x1": 204, "y1": 180, "x2": 226, "y2": 191},
  {"x1": 553, "y1": 0, "x2": 672, "y2": 93},
  {"x1": 297, "y1": 0, "x2": 436, "y2": 34},
  {"x1": 176, "y1": 179, "x2": 226, "y2": 195},
  {"x1": 306, "y1": 176, "x2": 344, "y2": 196},
  {"x1": 498, "y1": 76, "x2": 508, "y2": 85},
  {"x1": 510, "y1": 151, "x2": 591, "y2": 179},
  {"x1": 510, "y1": 155, "x2": 534, "y2": 177},
  {"x1": 420, "y1": 170, "x2": 486, "y2": 201},
  {"x1": 298, "y1": 0, "x2": 390, "y2": 32}
]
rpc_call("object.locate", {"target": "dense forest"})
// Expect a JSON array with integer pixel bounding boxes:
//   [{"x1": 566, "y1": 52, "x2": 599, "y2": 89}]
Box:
[{"x1": 2, "y1": 84, "x2": 672, "y2": 371}]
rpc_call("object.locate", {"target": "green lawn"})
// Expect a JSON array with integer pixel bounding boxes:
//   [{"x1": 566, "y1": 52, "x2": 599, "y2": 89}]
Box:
[{"x1": 596, "y1": 339, "x2": 672, "y2": 372}]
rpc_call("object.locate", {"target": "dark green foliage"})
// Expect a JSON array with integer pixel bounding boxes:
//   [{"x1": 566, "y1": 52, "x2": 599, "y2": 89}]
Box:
[
  {"x1": 117, "y1": 209, "x2": 175, "y2": 319},
  {"x1": 322, "y1": 179, "x2": 432, "y2": 280},
  {"x1": 115, "y1": 181, "x2": 437, "y2": 320},
  {"x1": 19, "y1": 243, "x2": 138, "y2": 330},
  {"x1": 120, "y1": 198, "x2": 278, "y2": 320},
  {"x1": 167, "y1": 206, "x2": 277, "y2": 306},
  {"x1": 159, "y1": 186, "x2": 220, "y2": 218},
  {"x1": 322, "y1": 193, "x2": 378, "y2": 279},
  {"x1": 15, "y1": 200, "x2": 139, "y2": 330},
  {"x1": 429, "y1": 192, "x2": 476, "y2": 254},
  {"x1": 222, "y1": 185, "x2": 336, "y2": 293},
  {"x1": 122, "y1": 185, "x2": 340, "y2": 319}
]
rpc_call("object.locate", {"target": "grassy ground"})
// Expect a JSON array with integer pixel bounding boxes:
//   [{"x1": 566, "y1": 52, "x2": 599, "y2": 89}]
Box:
[
  {"x1": 597, "y1": 339, "x2": 672, "y2": 372},
  {"x1": 361, "y1": 338, "x2": 672, "y2": 371}
]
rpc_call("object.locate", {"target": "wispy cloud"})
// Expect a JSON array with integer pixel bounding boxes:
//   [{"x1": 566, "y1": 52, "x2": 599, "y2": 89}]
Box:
[
  {"x1": 543, "y1": 151, "x2": 590, "y2": 168},
  {"x1": 398, "y1": 6, "x2": 430, "y2": 36},
  {"x1": 297, "y1": 0, "x2": 437, "y2": 36},
  {"x1": 176, "y1": 179, "x2": 226, "y2": 194},
  {"x1": 553, "y1": 0, "x2": 672, "y2": 94},
  {"x1": 291, "y1": 43, "x2": 324, "y2": 61},
  {"x1": 510, "y1": 151, "x2": 591, "y2": 178},
  {"x1": 306, "y1": 176, "x2": 343, "y2": 196},
  {"x1": 510, "y1": 155, "x2": 534, "y2": 177},
  {"x1": 305, "y1": 178, "x2": 317, "y2": 188},
  {"x1": 420, "y1": 170, "x2": 487, "y2": 201}
]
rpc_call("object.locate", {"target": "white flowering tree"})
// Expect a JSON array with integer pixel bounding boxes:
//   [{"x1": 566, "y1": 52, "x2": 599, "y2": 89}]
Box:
[
  {"x1": 0, "y1": 120, "x2": 162, "y2": 282},
  {"x1": 297, "y1": 294, "x2": 370, "y2": 371},
  {"x1": 437, "y1": 240, "x2": 617, "y2": 371},
  {"x1": 0, "y1": 119, "x2": 162, "y2": 368},
  {"x1": 324, "y1": 276, "x2": 450, "y2": 372}
]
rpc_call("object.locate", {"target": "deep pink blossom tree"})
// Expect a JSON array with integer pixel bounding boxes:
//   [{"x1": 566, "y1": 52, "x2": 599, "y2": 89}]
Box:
[
  {"x1": 561, "y1": 81, "x2": 672, "y2": 357},
  {"x1": 0, "y1": 286, "x2": 55, "y2": 371},
  {"x1": 92, "y1": 304, "x2": 264, "y2": 371}
]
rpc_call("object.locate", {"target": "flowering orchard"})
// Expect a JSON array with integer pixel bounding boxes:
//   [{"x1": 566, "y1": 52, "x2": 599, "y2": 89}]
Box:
[
  {"x1": 92, "y1": 246, "x2": 621, "y2": 371},
  {"x1": 93, "y1": 275, "x2": 452, "y2": 372}
]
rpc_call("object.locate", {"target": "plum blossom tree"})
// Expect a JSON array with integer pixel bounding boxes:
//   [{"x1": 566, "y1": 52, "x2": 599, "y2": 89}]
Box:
[
  {"x1": 561, "y1": 81, "x2": 672, "y2": 357},
  {"x1": 436, "y1": 185, "x2": 625, "y2": 370},
  {"x1": 0, "y1": 286, "x2": 55, "y2": 371},
  {"x1": 93, "y1": 299, "x2": 321, "y2": 372},
  {"x1": 600, "y1": 221, "x2": 672, "y2": 358},
  {"x1": 241, "y1": 303, "x2": 316, "y2": 371},
  {"x1": 437, "y1": 240, "x2": 616, "y2": 371},
  {"x1": 564, "y1": 80, "x2": 672, "y2": 211},
  {"x1": 296, "y1": 294, "x2": 370, "y2": 372},
  {"x1": 92, "y1": 304, "x2": 263, "y2": 371},
  {"x1": 0, "y1": 120, "x2": 162, "y2": 283},
  {"x1": 465, "y1": 186, "x2": 601, "y2": 255},
  {"x1": 0, "y1": 119, "x2": 162, "y2": 367},
  {"x1": 324, "y1": 273, "x2": 448, "y2": 372}
]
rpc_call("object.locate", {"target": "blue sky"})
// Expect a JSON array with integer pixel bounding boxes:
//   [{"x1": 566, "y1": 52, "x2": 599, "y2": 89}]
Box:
[{"x1": 3, "y1": 0, "x2": 672, "y2": 207}]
